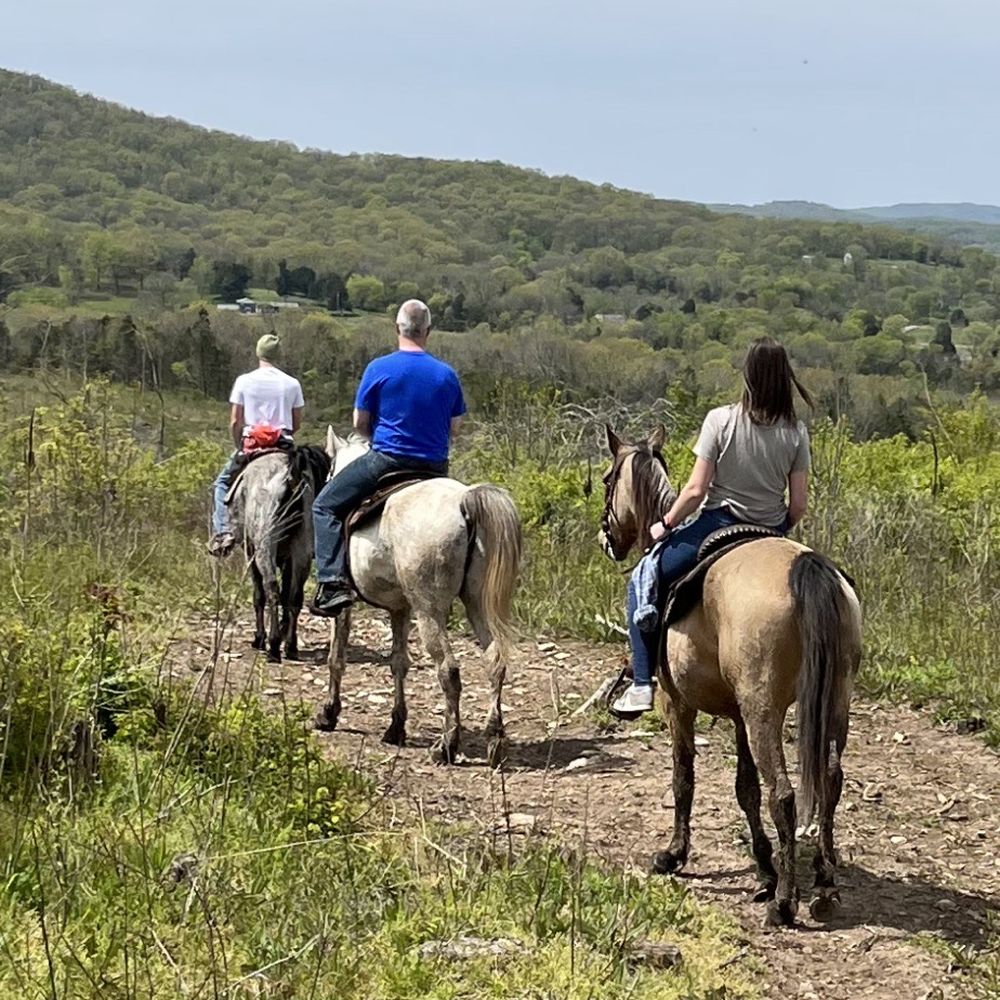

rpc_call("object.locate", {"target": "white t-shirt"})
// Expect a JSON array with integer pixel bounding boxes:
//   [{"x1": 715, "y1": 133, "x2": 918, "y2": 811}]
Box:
[{"x1": 230, "y1": 365, "x2": 305, "y2": 434}]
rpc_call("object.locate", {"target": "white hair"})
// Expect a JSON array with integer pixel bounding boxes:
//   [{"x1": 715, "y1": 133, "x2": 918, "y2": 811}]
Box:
[{"x1": 395, "y1": 299, "x2": 432, "y2": 339}]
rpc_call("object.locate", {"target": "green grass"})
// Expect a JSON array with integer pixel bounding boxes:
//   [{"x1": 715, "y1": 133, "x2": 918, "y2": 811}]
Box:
[{"x1": 0, "y1": 701, "x2": 759, "y2": 998}]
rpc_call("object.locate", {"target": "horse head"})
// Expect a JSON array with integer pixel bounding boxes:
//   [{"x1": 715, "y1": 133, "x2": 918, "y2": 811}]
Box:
[
  {"x1": 325, "y1": 426, "x2": 370, "y2": 479},
  {"x1": 600, "y1": 423, "x2": 675, "y2": 562}
]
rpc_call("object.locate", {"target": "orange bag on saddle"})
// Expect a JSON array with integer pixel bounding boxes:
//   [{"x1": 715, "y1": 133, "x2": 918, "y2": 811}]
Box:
[{"x1": 243, "y1": 424, "x2": 283, "y2": 453}]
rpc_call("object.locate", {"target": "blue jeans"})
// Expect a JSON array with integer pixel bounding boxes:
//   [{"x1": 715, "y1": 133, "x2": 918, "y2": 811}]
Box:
[
  {"x1": 627, "y1": 507, "x2": 745, "y2": 687},
  {"x1": 312, "y1": 450, "x2": 448, "y2": 583},
  {"x1": 212, "y1": 452, "x2": 240, "y2": 535}
]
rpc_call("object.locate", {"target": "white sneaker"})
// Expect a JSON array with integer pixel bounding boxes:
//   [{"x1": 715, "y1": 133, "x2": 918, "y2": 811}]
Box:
[{"x1": 611, "y1": 683, "x2": 654, "y2": 716}]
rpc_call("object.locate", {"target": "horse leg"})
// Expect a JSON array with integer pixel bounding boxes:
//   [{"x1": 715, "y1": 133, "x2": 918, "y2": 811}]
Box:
[
  {"x1": 415, "y1": 611, "x2": 462, "y2": 764},
  {"x1": 464, "y1": 595, "x2": 507, "y2": 768},
  {"x1": 277, "y1": 564, "x2": 293, "y2": 659},
  {"x1": 745, "y1": 709, "x2": 798, "y2": 926},
  {"x1": 734, "y1": 718, "x2": 777, "y2": 901},
  {"x1": 382, "y1": 609, "x2": 411, "y2": 747},
  {"x1": 651, "y1": 700, "x2": 696, "y2": 875},
  {"x1": 250, "y1": 561, "x2": 266, "y2": 651},
  {"x1": 265, "y1": 577, "x2": 282, "y2": 663},
  {"x1": 283, "y1": 562, "x2": 307, "y2": 662},
  {"x1": 315, "y1": 608, "x2": 351, "y2": 731},
  {"x1": 810, "y1": 726, "x2": 847, "y2": 922}
]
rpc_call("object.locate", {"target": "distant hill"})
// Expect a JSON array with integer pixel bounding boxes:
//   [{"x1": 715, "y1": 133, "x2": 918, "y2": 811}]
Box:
[
  {"x1": 861, "y1": 203, "x2": 1000, "y2": 225},
  {"x1": 709, "y1": 201, "x2": 1000, "y2": 251}
]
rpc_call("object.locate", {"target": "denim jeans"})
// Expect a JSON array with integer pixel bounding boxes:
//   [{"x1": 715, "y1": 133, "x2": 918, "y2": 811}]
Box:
[
  {"x1": 212, "y1": 452, "x2": 241, "y2": 535},
  {"x1": 626, "y1": 507, "x2": 748, "y2": 687},
  {"x1": 312, "y1": 449, "x2": 448, "y2": 583}
]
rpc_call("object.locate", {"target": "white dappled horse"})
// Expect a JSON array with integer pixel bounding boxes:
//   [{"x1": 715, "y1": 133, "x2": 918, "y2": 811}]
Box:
[{"x1": 316, "y1": 430, "x2": 522, "y2": 766}]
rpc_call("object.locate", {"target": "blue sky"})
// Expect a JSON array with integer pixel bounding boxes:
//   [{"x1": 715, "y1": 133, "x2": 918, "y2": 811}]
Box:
[{"x1": 3, "y1": 0, "x2": 997, "y2": 206}]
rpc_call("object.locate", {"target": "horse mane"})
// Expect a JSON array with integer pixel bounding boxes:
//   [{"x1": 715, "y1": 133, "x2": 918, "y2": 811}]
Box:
[
  {"x1": 289, "y1": 444, "x2": 332, "y2": 492},
  {"x1": 629, "y1": 444, "x2": 676, "y2": 537}
]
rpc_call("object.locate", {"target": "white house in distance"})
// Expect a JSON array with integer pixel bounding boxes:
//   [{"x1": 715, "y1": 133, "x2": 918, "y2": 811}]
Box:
[{"x1": 216, "y1": 298, "x2": 301, "y2": 315}]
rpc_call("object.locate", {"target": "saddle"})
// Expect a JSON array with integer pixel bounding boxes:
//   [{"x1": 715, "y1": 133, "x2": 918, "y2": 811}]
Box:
[
  {"x1": 344, "y1": 469, "x2": 442, "y2": 536},
  {"x1": 662, "y1": 523, "x2": 784, "y2": 629}
]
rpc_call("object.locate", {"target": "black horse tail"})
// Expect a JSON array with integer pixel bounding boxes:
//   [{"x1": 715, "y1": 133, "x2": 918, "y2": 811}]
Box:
[{"x1": 790, "y1": 551, "x2": 861, "y2": 824}]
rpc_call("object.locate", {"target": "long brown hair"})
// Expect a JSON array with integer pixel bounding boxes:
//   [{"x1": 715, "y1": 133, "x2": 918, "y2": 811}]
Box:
[{"x1": 740, "y1": 337, "x2": 814, "y2": 426}]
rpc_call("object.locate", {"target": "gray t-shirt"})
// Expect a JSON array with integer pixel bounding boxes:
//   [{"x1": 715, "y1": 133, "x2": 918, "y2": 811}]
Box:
[{"x1": 693, "y1": 404, "x2": 811, "y2": 528}]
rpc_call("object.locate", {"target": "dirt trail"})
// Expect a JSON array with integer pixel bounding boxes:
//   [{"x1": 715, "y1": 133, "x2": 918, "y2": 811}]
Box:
[{"x1": 183, "y1": 611, "x2": 999, "y2": 1000}]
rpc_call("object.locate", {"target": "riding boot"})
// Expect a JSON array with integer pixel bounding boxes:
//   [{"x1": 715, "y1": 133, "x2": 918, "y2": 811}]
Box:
[{"x1": 310, "y1": 579, "x2": 356, "y2": 617}]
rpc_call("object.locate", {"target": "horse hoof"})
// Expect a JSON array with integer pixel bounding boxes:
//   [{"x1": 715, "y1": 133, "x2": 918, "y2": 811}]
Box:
[
  {"x1": 382, "y1": 724, "x2": 406, "y2": 747},
  {"x1": 486, "y1": 736, "x2": 507, "y2": 770},
  {"x1": 314, "y1": 703, "x2": 340, "y2": 732},
  {"x1": 251, "y1": 636, "x2": 266, "y2": 651},
  {"x1": 764, "y1": 899, "x2": 797, "y2": 928},
  {"x1": 267, "y1": 651, "x2": 281, "y2": 664},
  {"x1": 809, "y1": 890, "x2": 842, "y2": 923},
  {"x1": 284, "y1": 645, "x2": 300, "y2": 662},
  {"x1": 752, "y1": 882, "x2": 777, "y2": 904},
  {"x1": 433, "y1": 741, "x2": 459, "y2": 765},
  {"x1": 650, "y1": 850, "x2": 685, "y2": 876}
]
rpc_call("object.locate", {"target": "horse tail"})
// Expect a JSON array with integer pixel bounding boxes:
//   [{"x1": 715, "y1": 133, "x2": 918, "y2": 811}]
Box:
[
  {"x1": 790, "y1": 551, "x2": 861, "y2": 824},
  {"x1": 460, "y1": 485, "x2": 522, "y2": 660}
]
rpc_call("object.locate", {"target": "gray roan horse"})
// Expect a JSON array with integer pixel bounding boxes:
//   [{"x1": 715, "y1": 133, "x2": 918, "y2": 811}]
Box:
[
  {"x1": 315, "y1": 431, "x2": 522, "y2": 766},
  {"x1": 602, "y1": 426, "x2": 862, "y2": 926},
  {"x1": 227, "y1": 446, "x2": 331, "y2": 663}
]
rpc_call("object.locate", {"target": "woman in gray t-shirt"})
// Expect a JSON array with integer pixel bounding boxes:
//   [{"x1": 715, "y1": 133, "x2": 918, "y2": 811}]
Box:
[{"x1": 613, "y1": 337, "x2": 814, "y2": 716}]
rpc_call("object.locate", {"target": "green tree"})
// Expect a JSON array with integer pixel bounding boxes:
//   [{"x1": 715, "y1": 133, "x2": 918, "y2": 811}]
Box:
[
  {"x1": 81, "y1": 231, "x2": 116, "y2": 292},
  {"x1": 346, "y1": 275, "x2": 387, "y2": 311}
]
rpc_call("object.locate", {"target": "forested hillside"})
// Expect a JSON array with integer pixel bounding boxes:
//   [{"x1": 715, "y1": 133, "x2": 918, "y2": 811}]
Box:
[{"x1": 2, "y1": 67, "x2": 1000, "y2": 436}]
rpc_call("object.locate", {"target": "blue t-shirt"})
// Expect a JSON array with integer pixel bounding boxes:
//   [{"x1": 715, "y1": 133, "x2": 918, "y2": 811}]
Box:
[{"x1": 355, "y1": 350, "x2": 467, "y2": 463}]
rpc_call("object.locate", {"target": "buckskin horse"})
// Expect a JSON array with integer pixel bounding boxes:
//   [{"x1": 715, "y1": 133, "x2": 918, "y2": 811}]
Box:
[
  {"x1": 226, "y1": 445, "x2": 331, "y2": 663},
  {"x1": 314, "y1": 430, "x2": 522, "y2": 767},
  {"x1": 601, "y1": 425, "x2": 862, "y2": 926}
]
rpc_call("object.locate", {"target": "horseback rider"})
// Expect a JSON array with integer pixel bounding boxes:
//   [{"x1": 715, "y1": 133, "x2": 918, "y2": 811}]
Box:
[
  {"x1": 613, "y1": 337, "x2": 813, "y2": 716},
  {"x1": 309, "y1": 299, "x2": 466, "y2": 617},
  {"x1": 207, "y1": 333, "x2": 305, "y2": 557}
]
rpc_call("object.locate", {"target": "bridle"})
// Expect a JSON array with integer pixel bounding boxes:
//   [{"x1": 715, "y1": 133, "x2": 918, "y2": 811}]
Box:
[{"x1": 600, "y1": 449, "x2": 631, "y2": 549}]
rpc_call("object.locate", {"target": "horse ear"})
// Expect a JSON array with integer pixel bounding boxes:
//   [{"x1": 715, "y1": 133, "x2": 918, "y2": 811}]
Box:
[
  {"x1": 647, "y1": 424, "x2": 666, "y2": 453},
  {"x1": 326, "y1": 425, "x2": 347, "y2": 457},
  {"x1": 605, "y1": 423, "x2": 623, "y2": 456}
]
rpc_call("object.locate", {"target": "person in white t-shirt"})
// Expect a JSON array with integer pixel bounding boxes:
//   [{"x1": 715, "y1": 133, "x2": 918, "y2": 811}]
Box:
[{"x1": 208, "y1": 334, "x2": 305, "y2": 556}]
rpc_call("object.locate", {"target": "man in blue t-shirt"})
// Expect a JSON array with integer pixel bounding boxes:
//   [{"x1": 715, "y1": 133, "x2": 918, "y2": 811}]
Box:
[{"x1": 310, "y1": 299, "x2": 467, "y2": 616}]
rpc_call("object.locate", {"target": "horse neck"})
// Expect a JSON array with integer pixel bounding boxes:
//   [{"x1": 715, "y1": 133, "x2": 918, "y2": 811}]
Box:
[{"x1": 628, "y1": 451, "x2": 674, "y2": 531}]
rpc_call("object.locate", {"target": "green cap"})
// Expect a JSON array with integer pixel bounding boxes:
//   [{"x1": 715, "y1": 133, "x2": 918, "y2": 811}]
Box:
[{"x1": 256, "y1": 334, "x2": 281, "y2": 360}]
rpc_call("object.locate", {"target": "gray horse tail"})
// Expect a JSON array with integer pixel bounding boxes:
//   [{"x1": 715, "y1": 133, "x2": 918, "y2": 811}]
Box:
[
  {"x1": 460, "y1": 485, "x2": 522, "y2": 660},
  {"x1": 790, "y1": 551, "x2": 860, "y2": 824}
]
